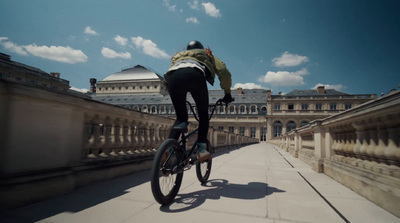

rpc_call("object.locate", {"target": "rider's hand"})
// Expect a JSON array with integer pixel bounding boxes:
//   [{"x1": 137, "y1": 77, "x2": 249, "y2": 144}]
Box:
[{"x1": 222, "y1": 93, "x2": 234, "y2": 103}]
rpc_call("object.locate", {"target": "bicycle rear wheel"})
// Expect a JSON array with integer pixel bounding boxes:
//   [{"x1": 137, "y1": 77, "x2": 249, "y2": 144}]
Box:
[
  {"x1": 196, "y1": 140, "x2": 212, "y2": 184},
  {"x1": 150, "y1": 139, "x2": 183, "y2": 205}
]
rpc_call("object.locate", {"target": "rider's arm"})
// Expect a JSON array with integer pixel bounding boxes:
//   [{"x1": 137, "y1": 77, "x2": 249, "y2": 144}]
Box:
[{"x1": 214, "y1": 56, "x2": 232, "y2": 94}]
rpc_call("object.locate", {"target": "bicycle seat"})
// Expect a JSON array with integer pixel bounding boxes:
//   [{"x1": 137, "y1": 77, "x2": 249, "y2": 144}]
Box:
[{"x1": 172, "y1": 122, "x2": 188, "y2": 133}]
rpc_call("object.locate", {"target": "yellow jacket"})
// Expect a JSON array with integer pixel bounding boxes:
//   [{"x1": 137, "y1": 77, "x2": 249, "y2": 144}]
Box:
[{"x1": 166, "y1": 49, "x2": 232, "y2": 94}]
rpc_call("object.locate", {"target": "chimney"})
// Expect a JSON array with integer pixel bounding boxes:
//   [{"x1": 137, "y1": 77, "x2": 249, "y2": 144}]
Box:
[
  {"x1": 267, "y1": 89, "x2": 272, "y2": 97},
  {"x1": 90, "y1": 78, "x2": 97, "y2": 93},
  {"x1": 237, "y1": 87, "x2": 243, "y2": 94},
  {"x1": 50, "y1": 72, "x2": 60, "y2": 78},
  {"x1": 317, "y1": 86, "x2": 325, "y2": 94}
]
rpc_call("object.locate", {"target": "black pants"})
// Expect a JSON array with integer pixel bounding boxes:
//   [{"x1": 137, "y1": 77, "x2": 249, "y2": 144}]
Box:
[{"x1": 165, "y1": 67, "x2": 209, "y2": 143}]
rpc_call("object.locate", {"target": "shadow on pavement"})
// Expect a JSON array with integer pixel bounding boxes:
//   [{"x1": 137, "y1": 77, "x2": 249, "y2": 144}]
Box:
[
  {"x1": 160, "y1": 179, "x2": 285, "y2": 212},
  {"x1": 0, "y1": 170, "x2": 151, "y2": 223}
]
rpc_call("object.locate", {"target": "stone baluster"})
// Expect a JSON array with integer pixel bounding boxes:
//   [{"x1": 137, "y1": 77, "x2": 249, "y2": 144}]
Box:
[
  {"x1": 121, "y1": 119, "x2": 130, "y2": 155},
  {"x1": 110, "y1": 118, "x2": 122, "y2": 156},
  {"x1": 88, "y1": 116, "x2": 104, "y2": 159},
  {"x1": 148, "y1": 123, "x2": 156, "y2": 154},
  {"x1": 137, "y1": 122, "x2": 146, "y2": 154},
  {"x1": 129, "y1": 121, "x2": 138, "y2": 155},
  {"x1": 384, "y1": 119, "x2": 400, "y2": 166},
  {"x1": 83, "y1": 115, "x2": 92, "y2": 158},
  {"x1": 143, "y1": 122, "x2": 151, "y2": 154},
  {"x1": 100, "y1": 117, "x2": 112, "y2": 157}
]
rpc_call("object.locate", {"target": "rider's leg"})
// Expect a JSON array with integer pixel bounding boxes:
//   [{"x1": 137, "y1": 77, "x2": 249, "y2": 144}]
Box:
[
  {"x1": 189, "y1": 69, "x2": 211, "y2": 162},
  {"x1": 165, "y1": 69, "x2": 189, "y2": 140}
]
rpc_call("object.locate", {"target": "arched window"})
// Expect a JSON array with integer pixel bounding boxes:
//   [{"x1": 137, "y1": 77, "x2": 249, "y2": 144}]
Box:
[
  {"x1": 240, "y1": 105, "x2": 246, "y2": 114},
  {"x1": 251, "y1": 105, "x2": 257, "y2": 113},
  {"x1": 160, "y1": 106, "x2": 166, "y2": 114},
  {"x1": 286, "y1": 121, "x2": 297, "y2": 133},
  {"x1": 273, "y1": 121, "x2": 282, "y2": 137},
  {"x1": 169, "y1": 106, "x2": 175, "y2": 114},
  {"x1": 229, "y1": 105, "x2": 235, "y2": 114},
  {"x1": 142, "y1": 106, "x2": 148, "y2": 113},
  {"x1": 300, "y1": 121, "x2": 309, "y2": 127}
]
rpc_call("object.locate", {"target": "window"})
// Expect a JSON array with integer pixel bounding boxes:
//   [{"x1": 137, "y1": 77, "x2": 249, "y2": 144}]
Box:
[
  {"x1": 345, "y1": 103, "x2": 352, "y2": 110},
  {"x1": 260, "y1": 127, "x2": 266, "y2": 141},
  {"x1": 240, "y1": 105, "x2": 246, "y2": 114},
  {"x1": 286, "y1": 121, "x2": 296, "y2": 133},
  {"x1": 261, "y1": 106, "x2": 267, "y2": 112},
  {"x1": 251, "y1": 106, "x2": 256, "y2": 113},
  {"x1": 273, "y1": 121, "x2": 282, "y2": 137},
  {"x1": 219, "y1": 106, "x2": 224, "y2": 114},
  {"x1": 316, "y1": 103, "x2": 322, "y2": 110},
  {"x1": 229, "y1": 106, "x2": 235, "y2": 114},
  {"x1": 218, "y1": 126, "x2": 224, "y2": 131},
  {"x1": 239, "y1": 127, "x2": 245, "y2": 136},
  {"x1": 274, "y1": 104, "x2": 281, "y2": 110},
  {"x1": 229, "y1": 126, "x2": 234, "y2": 133},
  {"x1": 301, "y1": 104, "x2": 309, "y2": 110},
  {"x1": 300, "y1": 121, "x2": 309, "y2": 127},
  {"x1": 250, "y1": 127, "x2": 256, "y2": 138},
  {"x1": 288, "y1": 104, "x2": 294, "y2": 110},
  {"x1": 330, "y1": 103, "x2": 337, "y2": 110},
  {"x1": 151, "y1": 107, "x2": 156, "y2": 114}
]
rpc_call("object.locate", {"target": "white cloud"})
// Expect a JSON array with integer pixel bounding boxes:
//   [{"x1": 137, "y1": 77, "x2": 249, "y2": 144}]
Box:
[
  {"x1": 84, "y1": 26, "x2": 98, "y2": 35},
  {"x1": 70, "y1": 86, "x2": 89, "y2": 93},
  {"x1": 0, "y1": 37, "x2": 28, "y2": 56},
  {"x1": 233, "y1": 83, "x2": 265, "y2": 89},
  {"x1": 188, "y1": 0, "x2": 200, "y2": 10},
  {"x1": 24, "y1": 44, "x2": 88, "y2": 64},
  {"x1": 202, "y1": 2, "x2": 221, "y2": 18},
  {"x1": 312, "y1": 83, "x2": 344, "y2": 91},
  {"x1": 101, "y1": 47, "x2": 131, "y2": 59},
  {"x1": 131, "y1": 36, "x2": 170, "y2": 59},
  {"x1": 0, "y1": 37, "x2": 88, "y2": 64},
  {"x1": 163, "y1": 0, "x2": 177, "y2": 11},
  {"x1": 272, "y1": 51, "x2": 309, "y2": 67},
  {"x1": 114, "y1": 35, "x2": 128, "y2": 46},
  {"x1": 186, "y1": 17, "x2": 199, "y2": 24},
  {"x1": 258, "y1": 68, "x2": 309, "y2": 86}
]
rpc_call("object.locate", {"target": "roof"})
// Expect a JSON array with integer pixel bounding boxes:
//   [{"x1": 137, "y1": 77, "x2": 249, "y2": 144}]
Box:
[
  {"x1": 91, "y1": 89, "x2": 268, "y2": 105},
  {"x1": 101, "y1": 65, "x2": 163, "y2": 82},
  {"x1": 283, "y1": 89, "x2": 349, "y2": 97}
]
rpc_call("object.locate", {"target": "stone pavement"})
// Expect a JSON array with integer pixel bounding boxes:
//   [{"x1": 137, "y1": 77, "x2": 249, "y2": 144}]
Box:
[{"x1": 1, "y1": 143, "x2": 399, "y2": 223}]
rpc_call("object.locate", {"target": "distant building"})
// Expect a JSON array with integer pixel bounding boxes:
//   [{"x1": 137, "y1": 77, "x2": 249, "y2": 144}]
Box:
[
  {"x1": 91, "y1": 65, "x2": 377, "y2": 142},
  {"x1": 90, "y1": 65, "x2": 269, "y2": 140},
  {"x1": 0, "y1": 52, "x2": 70, "y2": 92},
  {"x1": 265, "y1": 86, "x2": 377, "y2": 140}
]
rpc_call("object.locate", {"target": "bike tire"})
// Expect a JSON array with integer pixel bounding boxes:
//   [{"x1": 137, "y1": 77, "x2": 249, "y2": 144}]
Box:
[
  {"x1": 150, "y1": 139, "x2": 183, "y2": 205},
  {"x1": 196, "y1": 140, "x2": 212, "y2": 184}
]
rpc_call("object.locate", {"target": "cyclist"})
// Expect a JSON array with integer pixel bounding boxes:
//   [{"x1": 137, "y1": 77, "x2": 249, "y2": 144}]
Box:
[{"x1": 164, "y1": 40, "x2": 233, "y2": 162}]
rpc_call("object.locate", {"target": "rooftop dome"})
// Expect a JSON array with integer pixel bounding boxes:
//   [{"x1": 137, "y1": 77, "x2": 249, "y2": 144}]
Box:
[{"x1": 102, "y1": 65, "x2": 163, "y2": 81}]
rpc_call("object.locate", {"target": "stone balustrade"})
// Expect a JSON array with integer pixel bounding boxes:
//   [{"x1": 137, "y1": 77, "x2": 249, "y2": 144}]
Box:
[
  {"x1": 270, "y1": 90, "x2": 400, "y2": 217},
  {"x1": 0, "y1": 79, "x2": 257, "y2": 210}
]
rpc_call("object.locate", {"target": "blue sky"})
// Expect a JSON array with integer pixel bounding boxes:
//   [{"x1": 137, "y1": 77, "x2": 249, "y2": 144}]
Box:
[{"x1": 1, "y1": 0, "x2": 399, "y2": 96}]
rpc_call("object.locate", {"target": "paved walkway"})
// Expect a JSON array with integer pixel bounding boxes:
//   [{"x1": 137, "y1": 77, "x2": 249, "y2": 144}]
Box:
[{"x1": 1, "y1": 143, "x2": 399, "y2": 223}]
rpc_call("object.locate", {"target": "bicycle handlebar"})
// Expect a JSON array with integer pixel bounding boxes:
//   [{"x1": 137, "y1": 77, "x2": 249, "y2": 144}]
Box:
[{"x1": 186, "y1": 98, "x2": 235, "y2": 122}]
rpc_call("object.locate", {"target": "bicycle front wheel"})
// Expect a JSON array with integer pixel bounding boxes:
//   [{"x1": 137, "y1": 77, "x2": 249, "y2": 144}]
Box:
[
  {"x1": 196, "y1": 140, "x2": 212, "y2": 184},
  {"x1": 150, "y1": 139, "x2": 183, "y2": 205}
]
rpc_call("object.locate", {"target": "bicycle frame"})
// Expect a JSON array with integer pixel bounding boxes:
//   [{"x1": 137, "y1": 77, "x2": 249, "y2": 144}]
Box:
[{"x1": 175, "y1": 99, "x2": 226, "y2": 167}]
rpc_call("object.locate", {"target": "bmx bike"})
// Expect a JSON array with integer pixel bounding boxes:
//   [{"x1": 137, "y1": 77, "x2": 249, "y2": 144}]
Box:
[{"x1": 150, "y1": 98, "x2": 230, "y2": 205}]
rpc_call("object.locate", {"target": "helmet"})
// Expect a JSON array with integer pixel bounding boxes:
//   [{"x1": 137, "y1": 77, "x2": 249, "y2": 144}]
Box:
[{"x1": 186, "y1": 40, "x2": 204, "y2": 50}]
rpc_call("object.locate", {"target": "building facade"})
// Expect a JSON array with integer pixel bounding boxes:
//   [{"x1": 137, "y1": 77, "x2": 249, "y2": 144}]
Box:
[
  {"x1": 90, "y1": 65, "x2": 377, "y2": 142},
  {"x1": 0, "y1": 52, "x2": 70, "y2": 92},
  {"x1": 90, "y1": 65, "x2": 269, "y2": 141},
  {"x1": 265, "y1": 86, "x2": 377, "y2": 140}
]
